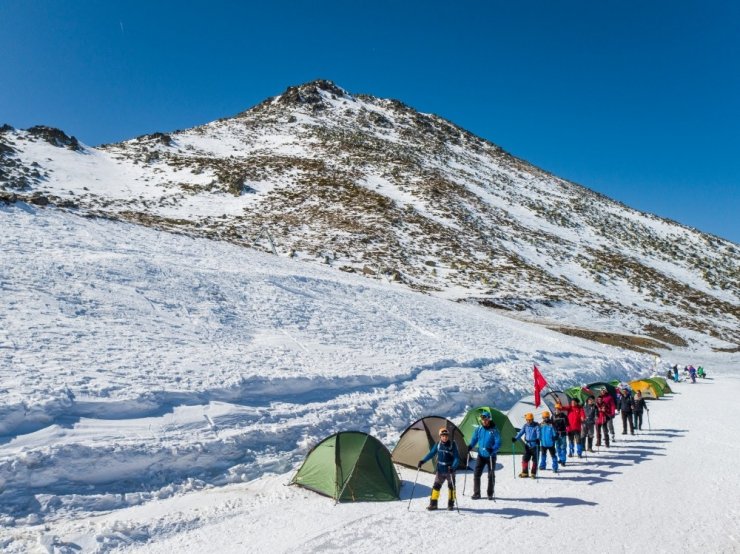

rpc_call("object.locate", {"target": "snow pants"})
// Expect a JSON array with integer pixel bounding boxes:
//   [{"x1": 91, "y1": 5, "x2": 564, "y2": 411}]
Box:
[
  {"x1": 522, "y1": 444, "x2": 538, "y2": 474},
  {"x1": 633, "y1": 412, "x2": 643, "y2": 430},
  {"x1": 621, "y1": 411, "x2": 634, "y2": 434},
  {"x1": 473, "y1": 454, "x2": 495, "y2": 497},
  {"x1": 555, "y1": 435, "x2": 567, "y2": 464},
  {"x1": 539, "y1": 446, "x2": 558, "y2": 471},
  {"x1": 430, "y1": 471, "x2": 456, "y2": 508},
  {"x1": 567, "y1": 431, "x2": 583, "y2": 456},
  {"x1": 581, "y1": 422, "x2": 595, "y2": 451},
  {"x1": 607, "y1": 417, "x2": 615, "y2": 437},
  {"x1": 596, "y1": 423, "x2": 610, "y2": 447},
  {"x1": 581, "y1": 421, "x2": 595, "y2": 439}
]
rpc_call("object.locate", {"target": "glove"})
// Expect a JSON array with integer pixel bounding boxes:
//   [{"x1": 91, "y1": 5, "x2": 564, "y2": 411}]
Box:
[
  {"x1": 510, "y1": 437, "x2": 516, "y2": 443},
  {"x1": 417, "y1": 460, "x2": 423, "y2": 469},
  {"x1": 535, "y1": 440, "x2": 541, "y2": 446}
]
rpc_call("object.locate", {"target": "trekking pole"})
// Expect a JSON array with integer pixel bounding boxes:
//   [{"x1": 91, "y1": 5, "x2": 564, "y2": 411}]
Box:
[
  {"x1": 647, "y1": 410, "x2": 652, "y2": 432},
  {"x1": 407, "y1": 467, "x2": 420, "y2": 511},
  {"x1": 512, "y1": 441, "x2": 516, "y2": 479},
  {"x1": 454, "y1": 472, "x2": 460, "y2": 514},
  {"x1": 462, "y1": 452, "x2": 470, "y2": 496},
  {"x1": 535, "y1": 444, "x2": 540, "y2": 481},
  {"x1": 490, "y1": 455, "x2": 496, "y2": 501}
]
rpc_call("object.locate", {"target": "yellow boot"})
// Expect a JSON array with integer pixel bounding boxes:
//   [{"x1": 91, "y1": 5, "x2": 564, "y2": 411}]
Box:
[{"x1": 426, "y1": 488, "x2": 440, "y2": 510}]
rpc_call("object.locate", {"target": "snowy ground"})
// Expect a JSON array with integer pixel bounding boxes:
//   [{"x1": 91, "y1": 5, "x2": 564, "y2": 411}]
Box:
[
  {"x1": 104, "y1": 375, "x2": 740, "y2": 553},
  {"x1": 1, "y1": 204, "x2": 738, "y2": 552}
]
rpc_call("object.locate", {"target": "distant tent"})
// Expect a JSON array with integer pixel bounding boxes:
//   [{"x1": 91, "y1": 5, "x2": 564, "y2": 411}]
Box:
[
  {"x1": 586, "y1": 382, "x2": 619, "y2": 404},
  {"x1": 609, "y1": 380, "x2": 621, "y2": 387},
  {"x1": 458, "y1": 407, "x2": 524, "y2": 455},
  {"x1": 565, "y1": 385, "x2": 596, "y2": 405},
  {"x1": 392, "y1": 416, "x2": 469, "y2": 473},
  {"x1": 290, "y1": 431, "x2": 400, "y2": 502},
  {"x1": 646, "y1": 376, "x2": 672, "y2": 394},
  {"x1": 506, "y1": 395, "x2": 557, "y2": 430},
  {"x1": 629, "y1": 379, "x2": 661, "y2": 399},
  {"x1": 544, "y1": 390, "x2": 571, "y2": 408}
]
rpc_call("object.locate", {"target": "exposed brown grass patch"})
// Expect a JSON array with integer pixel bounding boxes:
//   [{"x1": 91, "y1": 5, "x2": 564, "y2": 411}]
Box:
[{"x1": 549, "y1": 326, "x2": 665, "y2": 355}]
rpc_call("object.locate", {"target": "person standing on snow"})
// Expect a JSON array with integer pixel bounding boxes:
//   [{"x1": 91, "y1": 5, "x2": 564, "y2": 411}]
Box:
[
  {"x1": 689, "y1": 365, "x2": 697, "y2": 383},
  {"x1": 418, "y1": 428, "x2": 460, "y2": 511},
  {"x1": 631, "y1": 390, "x2": 649, "y2": 431},
  {"x1": 552, "y1": 403, "x2": 569, "y2": 466},
  {"x1": 467, "y1": 411, "x2": 501, "y2": 500},
  {"x1": 513, "y1": 413, "x2": 540, "y2": 478},
  {"x1": 538, "y1": 411, "x2": 559, "y2": 473},
  {"x1": 582, "y1": 396, "x2": 597, "y2": 452},
  {"x1": 595, "y1": 396, "x2": 610, "y2": 447},
  {"x1": 599, "y1": 388, "x2": 617, "y2": 442},
  {"x1": 673, "y1": 364, "x2": 680, "y2": 383},
  {"x1": 562, "y1": 398, "x2": 586, "y2": 458},
  {"x1": 617, "y1": 388, "x2": 634, "y2": 435}
]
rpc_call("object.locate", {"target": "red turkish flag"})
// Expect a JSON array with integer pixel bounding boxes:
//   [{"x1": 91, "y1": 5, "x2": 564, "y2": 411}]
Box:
[{"x1": 534, "y1": 365, "x2": 548, "y2": 408}]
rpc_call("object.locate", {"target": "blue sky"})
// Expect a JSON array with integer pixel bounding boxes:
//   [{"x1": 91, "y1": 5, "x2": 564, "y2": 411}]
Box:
[{"x1": 1, "y1": 1, "x2": 738, "y2": 243}]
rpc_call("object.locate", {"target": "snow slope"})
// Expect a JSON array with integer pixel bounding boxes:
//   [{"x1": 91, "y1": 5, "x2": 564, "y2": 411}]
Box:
[{"x1": 0, "y1": 204, "x2": 738, "y2": 552}]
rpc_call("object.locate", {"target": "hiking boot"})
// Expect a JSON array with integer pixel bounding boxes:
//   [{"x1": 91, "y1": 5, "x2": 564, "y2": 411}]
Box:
[
  {"x1": 538, "y1": 466, "x2": 546, "y2": 471},
  {"x1": 447, "y1": 502, "x2": 455, "y2": 511},
  {"x1": 518, "y1": 471, "x2": 529, "y2": 478},
  {"x1": 560, "y1": 460, "x2": 566, "y2": 466},
  {"x1": 471, "y1": 493, "x2": 481, "y2": 500},
  {"x1": 488, "y1": 495, "x2": 494, "y2": 500},
  {"x1": 530, "y1": 473, "x2": 537, "y2": 479},
  {"x1": 426, "y1": 502, "x2": 438, "y2": 511},
  {"x1": 588, "y1": 448, "x2": 594, "y2": 452}
]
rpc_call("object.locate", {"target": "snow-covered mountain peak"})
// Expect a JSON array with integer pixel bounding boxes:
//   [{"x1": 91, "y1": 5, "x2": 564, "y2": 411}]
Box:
[{"x1": 1, "y1": 81, "x2": 737, "y2": 351}]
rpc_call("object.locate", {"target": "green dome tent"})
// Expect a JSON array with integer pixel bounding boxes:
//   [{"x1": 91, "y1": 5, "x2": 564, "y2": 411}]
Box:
[
  {"x1": 391, "y1": 416, "x2": 469, "y2": 473},
  {"x1": 565, "y1": 385, "x2": 596, "y2": 405},
  {"x1": 458, "y1": 407, "x2": 524, "y2": 455},
  {"x1": 290, "y1": 431, "x2": 400, "y2": 502},
  {"x1": 645, "y1": 376, "x2": 672, "y2": 394}
]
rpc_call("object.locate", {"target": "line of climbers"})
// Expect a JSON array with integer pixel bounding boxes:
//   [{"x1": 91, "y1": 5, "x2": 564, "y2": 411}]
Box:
[{"x1": 418, "y1": 386, "x2": 652, "y2": 510}]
